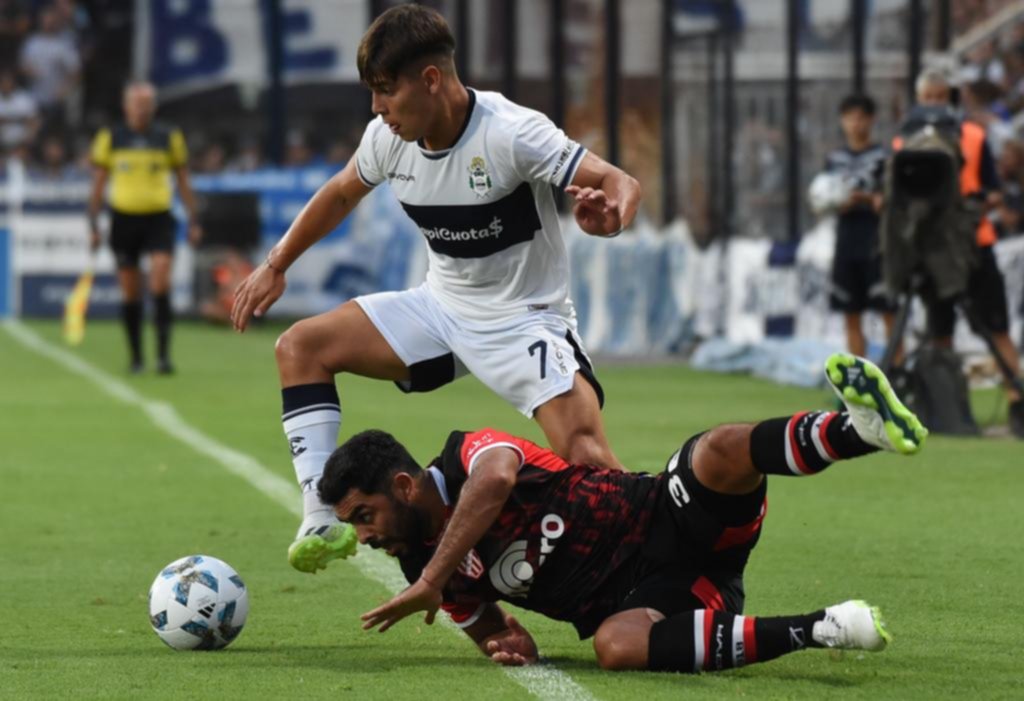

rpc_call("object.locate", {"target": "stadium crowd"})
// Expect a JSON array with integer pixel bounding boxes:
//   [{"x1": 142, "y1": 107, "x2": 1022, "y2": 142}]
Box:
[
  {"x1": 0, "y1": 0, "x2": 363, "y2": 183},
  {"x1": 0, "y1": 0, "x2": 1022, "y2": 230}
]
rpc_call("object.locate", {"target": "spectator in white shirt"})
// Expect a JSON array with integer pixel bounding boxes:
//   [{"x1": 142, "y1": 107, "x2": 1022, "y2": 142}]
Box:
[
  {"x1": 19, "y1": 4, "x2": 80, "y2": 127},
  {"x1": 0, "y1": 68, "x2": 39, "y2": 157}
]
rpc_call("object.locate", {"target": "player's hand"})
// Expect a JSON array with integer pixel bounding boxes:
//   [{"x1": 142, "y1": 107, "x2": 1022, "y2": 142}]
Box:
[
  {"x1": 483, "y1": 614, "x2": 538, "y2": 666},
  {"x1": 360, "y1": 576, "x2": 443, "y2": 633},
  {"x1": 565, "y1": 185, "x2": 622, "y2": 237},
  {"x1": 230, "y1": 261, "x2": 286, "y2": 332}
]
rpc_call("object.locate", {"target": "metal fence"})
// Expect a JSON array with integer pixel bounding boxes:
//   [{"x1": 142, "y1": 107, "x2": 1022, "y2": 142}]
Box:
[{"x1": 138, "y1": 1, "x2": 1007, "y2": 241}]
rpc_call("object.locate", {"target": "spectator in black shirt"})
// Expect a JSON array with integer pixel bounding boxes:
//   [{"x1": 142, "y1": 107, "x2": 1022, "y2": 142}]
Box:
[{"x1": 822, "y1": 95, "x2": 898, "y2": 361}]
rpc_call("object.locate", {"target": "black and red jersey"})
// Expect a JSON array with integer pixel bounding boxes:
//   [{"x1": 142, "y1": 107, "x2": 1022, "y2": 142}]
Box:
[{"x1": 397, "y1": 428, "x2": 662, "y2": 637}]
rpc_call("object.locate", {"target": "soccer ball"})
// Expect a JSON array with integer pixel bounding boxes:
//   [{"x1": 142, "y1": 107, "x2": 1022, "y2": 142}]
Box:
[
  {"x1": 807, "y1": 172, "x2": 852, "y2": 216},
  {"x1": 148, "y1": 555, "x2": 249, "y2": 650}
]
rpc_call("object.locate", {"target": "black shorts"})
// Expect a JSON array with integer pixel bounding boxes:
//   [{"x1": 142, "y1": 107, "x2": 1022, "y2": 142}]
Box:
[
  {"x1": 829, "y1": 255, "x2": 896, "y2": 314},
  {"x1": 616, "y1": 434, "x2": 767, "y2": 617},
  {"x1": 109, "y1": 210, "x2": 176, "y2": 269},
  {"x1": 926, "y1": 245, "x2": 1010, "y2": 337}
]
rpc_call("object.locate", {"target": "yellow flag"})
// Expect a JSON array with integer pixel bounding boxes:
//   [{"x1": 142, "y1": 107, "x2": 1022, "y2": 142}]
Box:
[{"x1": 62, "y1": 269, "x2": 94, "y2": 346}]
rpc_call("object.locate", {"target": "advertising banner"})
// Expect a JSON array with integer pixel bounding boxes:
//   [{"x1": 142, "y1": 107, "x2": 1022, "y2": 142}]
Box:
[{"x1": 135, "y1": 0, "x2": 368, "y2": 96}]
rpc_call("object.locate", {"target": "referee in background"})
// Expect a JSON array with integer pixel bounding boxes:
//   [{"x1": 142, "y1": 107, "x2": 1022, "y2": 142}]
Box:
[{"x1": 87, "y1": 80, "x2": 201, "y2": 374}]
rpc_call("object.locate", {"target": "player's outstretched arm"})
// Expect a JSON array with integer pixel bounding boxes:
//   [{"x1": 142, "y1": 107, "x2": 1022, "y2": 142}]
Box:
[
  {"x1": 466, "y1": 604, "x2": 539, "y2": 666},
  {"x1": 565, "y1": 151, "x2": 642, "y2": 237},
  {"x1": 360, "y1": 447, "x2": 521, "y2": 633},
  {"x1": 230, "y1": 158, "x2": 373, "y2": 331}
]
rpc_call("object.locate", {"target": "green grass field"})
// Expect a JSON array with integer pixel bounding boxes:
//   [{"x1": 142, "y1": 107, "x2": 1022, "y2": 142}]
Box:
[{"x1": 1, "y1": 319, "x2": 1021, "y2": 700}]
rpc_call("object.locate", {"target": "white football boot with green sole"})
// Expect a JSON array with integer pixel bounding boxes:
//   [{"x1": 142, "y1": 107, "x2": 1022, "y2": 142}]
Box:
[
  {"x1": 825, "y1": 353, "x2": 928, "y2": 455},
  {"x1": 813, "y1": 599, "x2": 892, "y2": 652}
]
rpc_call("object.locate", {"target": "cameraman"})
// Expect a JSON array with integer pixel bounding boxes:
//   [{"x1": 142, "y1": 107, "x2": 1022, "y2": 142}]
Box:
[
  {"x1": 905, "y1": 69, "x2": 1023, "y2": 437},
  {"x1": 823, "y1": 94, "x2": 898, "y2": 361}
]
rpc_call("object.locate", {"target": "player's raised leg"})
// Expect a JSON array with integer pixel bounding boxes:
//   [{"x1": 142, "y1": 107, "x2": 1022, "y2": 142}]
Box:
[
  {"x1": 594, "y1": 599, "x2": 890, "y2": 672},
  {"x1": 681, "y1": 353, "x2": 927, "y2": 496},
  {"x1": 276, "y1": 300, "x2": 410, "y2": 573}
]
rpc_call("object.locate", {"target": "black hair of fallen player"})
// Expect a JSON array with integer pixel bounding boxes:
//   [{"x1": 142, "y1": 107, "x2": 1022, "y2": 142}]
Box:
[
  {"x1": 839, "y1": 93, "x2": 876, "y2": 116},
  {"x1": 317, "y1": 429, "x2": 421, "y2": 506},
  {"x1": 357, "y1": 4, "x2": 456, "y2": 91}
]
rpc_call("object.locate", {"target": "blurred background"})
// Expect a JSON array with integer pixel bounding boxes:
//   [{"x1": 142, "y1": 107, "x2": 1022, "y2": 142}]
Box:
[{"x1": 0, "y1": 0, "x2": 1022, "y2": 385}]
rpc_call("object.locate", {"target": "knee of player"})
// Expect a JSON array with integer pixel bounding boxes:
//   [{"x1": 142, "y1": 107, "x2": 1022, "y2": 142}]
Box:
[
  {"x1": 274, "y1": 323, "x2": 316, "y2": 366},
  {"x1": 593, "y1": 626, "x2": 642, "y2": 671},
  {"x1": 691, "y1": 426, "x2": 751, "y2": 483},
  {"x1": 696, "y1": 427, "x2": 734, "y2": 464}
]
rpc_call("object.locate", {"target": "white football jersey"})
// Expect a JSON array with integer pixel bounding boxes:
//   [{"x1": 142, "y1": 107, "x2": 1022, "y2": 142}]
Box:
[{"x1": 355, "y1": 89, "x2": 586, "y2": 323}]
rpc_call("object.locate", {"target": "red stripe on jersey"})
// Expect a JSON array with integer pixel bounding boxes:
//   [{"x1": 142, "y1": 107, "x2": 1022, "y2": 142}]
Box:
[
  {"x1": 459, "y1": 429, "x2": 568, "y2": 473},
  {"x1": 743, "y1": 616, "x2": 758, "y2": 663},
  {"x1": 519, "y1": 438, "x2": 569, "y2": 472},
  {"x1": 690, "y1": 576, "x2": 725, "y2": 611},
  {"x1": 441, "y1": 601, "x2": 481, "y2": 624},
  {"x1": 818, "y1": 412, "x2": 840, "y2": 460},
  {"x1": 702, "y1": 609, "x2": 714, "y2": 671},
  {"x1": 712, "y1": 499, "x2": 768, "y2": 552},
  {"x1": 787, "y1": 412, "x2": 813, "y2": 475}
]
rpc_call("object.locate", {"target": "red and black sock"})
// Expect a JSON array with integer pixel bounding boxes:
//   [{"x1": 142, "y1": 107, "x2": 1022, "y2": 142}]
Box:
[
  {"x1": 749, "y1": 411, "x2": 876, "y2": 476},
  {"x1": 647, "y1": 608, "x2": 826, "y2": 673}
]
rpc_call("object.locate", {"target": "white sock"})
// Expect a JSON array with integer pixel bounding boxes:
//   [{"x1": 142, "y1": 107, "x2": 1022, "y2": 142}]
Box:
[{"x1": 281, "y1": 385, "x2": 341, "y2": 528}]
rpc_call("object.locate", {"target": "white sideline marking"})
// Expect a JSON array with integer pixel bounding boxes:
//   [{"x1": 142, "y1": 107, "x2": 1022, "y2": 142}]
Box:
[{"x1": 3, "y1": 320, "x2": 598, "y2": 701}]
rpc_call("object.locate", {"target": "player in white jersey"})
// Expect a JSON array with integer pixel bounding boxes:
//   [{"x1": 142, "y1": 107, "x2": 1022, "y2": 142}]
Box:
[{"x1": 230, "y1": 5, "x2": 642, "y2": 573}]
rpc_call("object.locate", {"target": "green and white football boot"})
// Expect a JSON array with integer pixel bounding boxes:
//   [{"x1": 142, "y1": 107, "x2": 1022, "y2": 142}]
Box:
[
  {"x1": 825, "y1": 353, "x2": 928, "y2": 455},
  {"x1": 813, "y1": 600, "x2": 892, "y2": 652},
  {"x1": 288, "y1": 520, "x2": 358, "y2": 574}
]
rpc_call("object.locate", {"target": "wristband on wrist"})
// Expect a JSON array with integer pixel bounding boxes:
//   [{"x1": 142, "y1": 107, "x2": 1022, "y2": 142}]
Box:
[{"x1": 265, "y1": 257, "x2": 286, "y2": 274}]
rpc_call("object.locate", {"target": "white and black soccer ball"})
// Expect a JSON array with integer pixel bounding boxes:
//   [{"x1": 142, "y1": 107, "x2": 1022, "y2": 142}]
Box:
[
  {"x1": 148, "y1": 555, "x2": 249, "y2": 650},
  {"x1": 807, "y1": 172, "x2": 853, "y2": 216}
]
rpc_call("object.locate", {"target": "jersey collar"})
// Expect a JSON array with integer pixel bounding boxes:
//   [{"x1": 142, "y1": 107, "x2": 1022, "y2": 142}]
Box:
[
  {"x1": 417, "y1": 88, "x2": 476, "y2": 161},
  {"x1": 426, "y1": 465, "x2": 451, "y2": 506}
]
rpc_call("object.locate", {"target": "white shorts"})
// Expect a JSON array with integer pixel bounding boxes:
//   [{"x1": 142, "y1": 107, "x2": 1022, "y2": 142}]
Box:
[{"x1": 354, "y1": 283, "x2": 603, "y2": 417}]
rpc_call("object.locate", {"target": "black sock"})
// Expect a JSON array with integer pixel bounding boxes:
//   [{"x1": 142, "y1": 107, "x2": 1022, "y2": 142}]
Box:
[
  {"x1": 121, "y1": 300, "x2": 143, "y2": 364},
  {"x1": 749, "y1": 411, "x2": 876, "y2": 476},
  {"x1": 154, "y1": 294, "x2": 172, "y2": 362},
  {"x1": 648, "y1": 608, "x2": 826, "y2": 673}
]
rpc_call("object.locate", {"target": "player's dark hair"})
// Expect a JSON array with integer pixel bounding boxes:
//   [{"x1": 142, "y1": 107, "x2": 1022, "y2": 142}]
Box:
[
  {"x1": 839, "y1": 94, "x2": 876, "y2": 116},
  {"x1": 357, "y1": 5, "x2": 456, "y2": 89},
  {"x1": 317, "y1": 430, "x2": 421, "y2": 506}
]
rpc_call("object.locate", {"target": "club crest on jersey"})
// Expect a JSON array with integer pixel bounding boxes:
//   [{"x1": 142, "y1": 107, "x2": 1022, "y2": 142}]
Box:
[
  {"x1": 458, "y1": 549, "x2": 485, "y2": 580},
  {"x1": 467, "y1": 156, "x2": 493, "y2": 197}
]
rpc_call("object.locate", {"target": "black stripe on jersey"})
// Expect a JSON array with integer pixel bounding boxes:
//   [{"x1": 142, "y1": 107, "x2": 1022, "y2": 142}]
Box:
[
  {"x1": 401, "y1": 182, "x2": 542, "y2": 259},
  {"x1": 558, "y1": 147, "x2": 585, "y2": 189},
  {"x1": 355, "y1": 160, "x2": 379, "y2": 188}
]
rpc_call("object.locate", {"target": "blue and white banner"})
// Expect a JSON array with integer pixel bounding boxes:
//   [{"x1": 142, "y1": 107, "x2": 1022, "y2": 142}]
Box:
[
  {"x1": 135, "y1": 0, "x2": 368, "y2": 96},
  {"x1": 4, "y1": 165, "x2": 1021, "y2": 370}
]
